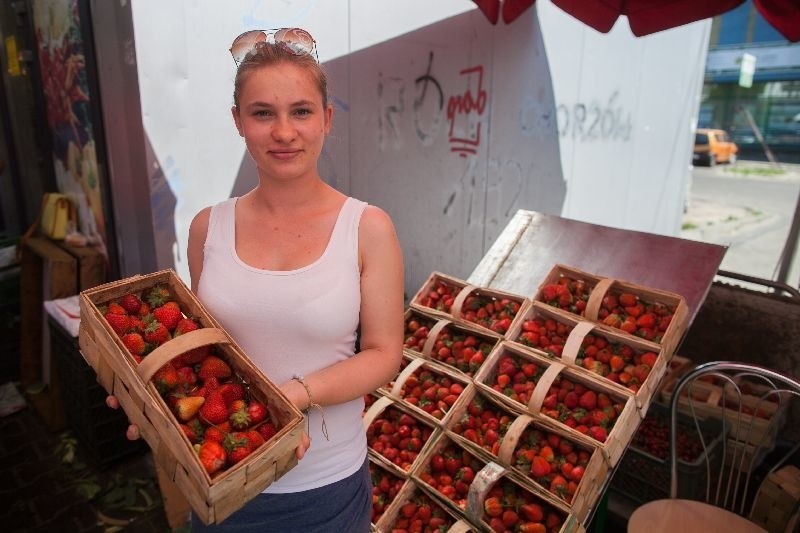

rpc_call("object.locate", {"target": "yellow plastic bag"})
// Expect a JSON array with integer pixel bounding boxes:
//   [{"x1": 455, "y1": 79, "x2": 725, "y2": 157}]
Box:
[{"x1": 39, "y1": 193, "x2": 78, "y2": 240}]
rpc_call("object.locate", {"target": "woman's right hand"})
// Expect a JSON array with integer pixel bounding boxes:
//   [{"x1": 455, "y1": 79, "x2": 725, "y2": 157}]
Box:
[{"x1": 106, "y1": 395, "x2": 141, "y2": 440}]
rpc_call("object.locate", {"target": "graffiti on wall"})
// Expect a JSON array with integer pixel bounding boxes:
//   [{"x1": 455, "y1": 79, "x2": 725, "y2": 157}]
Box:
[
  {"x1": 556, "y1": 91, "x2": 634, "y2": 142},
  {"x1": 377, "y1": 52, "x2": 490, "y2": 157}
]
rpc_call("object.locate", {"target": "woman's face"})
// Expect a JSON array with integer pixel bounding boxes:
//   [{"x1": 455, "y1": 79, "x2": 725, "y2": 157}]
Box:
[{"x1": 232, "y1": 61, "x2": 332, "y2": 183}]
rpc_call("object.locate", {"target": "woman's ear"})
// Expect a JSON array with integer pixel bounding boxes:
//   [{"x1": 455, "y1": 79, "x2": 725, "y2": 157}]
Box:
[
  {"x1": 231, "y1": 105, "x2": 244, "y2": 137},
  {"x1": 324, "y1": 103, "x2": 333, "y2": 135}
]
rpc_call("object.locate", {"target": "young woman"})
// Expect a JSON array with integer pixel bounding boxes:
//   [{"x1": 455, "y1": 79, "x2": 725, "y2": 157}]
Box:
[{"x1": 113, "y1": 29, "x2": 403, "y2": 531}]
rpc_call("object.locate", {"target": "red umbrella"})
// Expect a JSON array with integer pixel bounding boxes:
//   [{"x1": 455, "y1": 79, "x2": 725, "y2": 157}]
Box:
[{"x1": 471, "y1": 0, "x2": 800, "y2": 42}]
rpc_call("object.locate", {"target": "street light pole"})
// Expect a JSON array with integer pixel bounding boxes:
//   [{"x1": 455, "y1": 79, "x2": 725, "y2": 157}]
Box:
[{"x1": 776, "y1": 187, "x2": 800, "y2": 288}]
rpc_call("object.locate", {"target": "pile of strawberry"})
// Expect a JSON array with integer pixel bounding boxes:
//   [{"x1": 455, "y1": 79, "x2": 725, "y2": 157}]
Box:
[
  {"x1": 428, "y1": 325, "x2": 497, "y2": 377},
  {"x1": 396, "y1": 366, "x2": 466, "y2": 421},
  {"x1": 512, "y1": 427, "x2": 591, "y2": 504},
  {"x1": 369, "y1": 462, "x2": 406, "y2": 525},
  {"x1": 538, "y1": 376, "x2": 625, "y2": 443},
  {"x1": 403, "y1": 312, "x2": 437, "y2": 354},
  {"x1": 482, "y1": 478, "x2": 566, "y2": 533},
  {"x1": 514, "y1": 314, "x2": 575, "y2": 357},
  {"x1": 101, "y1": 285, "x2": 278, "y2": 476},
  {"x1": 487, "y1": 352, "x2": 546, "y2": 406},
  {"x1": 596, "y1": 291, "x2": 676, "y2": 343},
  {"x1": 366, "y1": 406, "x2": 434, "y2": 472},
  {"x1": 632, "y1": 411, "x2": 704, "y2": 462},
  {"x1": 387, "y1": 491, "x2": 455, "y2": 532},
  {"x1": 418, "y1": 438, "x2": 485, "y2": 509},
  {"x1": 460, "y1": 293, "x2": 521, "y2": 335},
  {"x1": 449, "y1": 392, "x2": 514, "y2": 457},
  {"x1": 415, "y1": 279, "x2": 461, "y2": 314},
  {"x1": 539, "y1": 275, "x2": 593, "y2": 316},
  {"x1": 576, "y1": 333, "x2": 660, "y2": 393}
]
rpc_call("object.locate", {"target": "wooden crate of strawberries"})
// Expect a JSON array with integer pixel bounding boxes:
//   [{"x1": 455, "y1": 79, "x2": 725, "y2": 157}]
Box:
[
  {"x1": 444, "y1": 385, "x2": 608, "y2": 527},
  {"x1": 533, "y1": 264, "x2": 688, "y2": 359},
  {"x1": 411, "y1": 271, "x2": 529, "y2": 338},
  {"x1": 412, "y1": 431, "x2": 582, "y2": 532},
  {"x1": 78, "y1": 269, "x2": 304, "y2": 524},
  {"x1": 473, "y1": 341, "x2": 638, "y2": 466}
]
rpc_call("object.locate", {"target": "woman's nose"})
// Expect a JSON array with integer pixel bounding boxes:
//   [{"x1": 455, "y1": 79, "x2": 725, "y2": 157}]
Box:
[{"x1": 271, "y1": 116, "x2": 296, "y2": 142}]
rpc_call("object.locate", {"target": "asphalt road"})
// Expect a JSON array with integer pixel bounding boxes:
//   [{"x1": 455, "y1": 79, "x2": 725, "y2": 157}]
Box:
[{"x1": 681, "y1": 161, "x2": 800, "y2": 289}]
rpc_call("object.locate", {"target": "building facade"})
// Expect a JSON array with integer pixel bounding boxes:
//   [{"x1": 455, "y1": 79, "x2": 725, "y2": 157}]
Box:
[{"x1": 701, "y1": 1, "x2": 800, "y2": 163}]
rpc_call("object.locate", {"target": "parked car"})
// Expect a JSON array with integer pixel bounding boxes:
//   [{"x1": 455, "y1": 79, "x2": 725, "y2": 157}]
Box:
[{"x1": 693, "y1": 128, "x2": 738, "y2": 166}]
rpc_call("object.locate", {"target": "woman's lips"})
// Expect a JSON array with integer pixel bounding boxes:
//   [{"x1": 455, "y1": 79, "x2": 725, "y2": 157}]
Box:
[{"x1": 269, "y1": 149, "x2": 301, "y2": 160}]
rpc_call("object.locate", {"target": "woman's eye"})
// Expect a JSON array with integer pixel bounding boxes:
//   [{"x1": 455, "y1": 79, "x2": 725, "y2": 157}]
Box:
[
  {"x1": 253, "y1": 109, "x2": 273, "y2": 118},
  {"x1": 294, "y1": 108, "x2": 312, "y2": 117}
]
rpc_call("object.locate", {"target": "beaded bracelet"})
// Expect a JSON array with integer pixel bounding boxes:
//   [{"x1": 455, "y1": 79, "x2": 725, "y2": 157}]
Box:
[{"x1": 292, "y1": 374, "x2": 329, "y2": 441}]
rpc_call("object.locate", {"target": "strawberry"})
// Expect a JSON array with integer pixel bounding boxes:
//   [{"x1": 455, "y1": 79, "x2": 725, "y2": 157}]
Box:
[
  {"x1": 198, "y1": 441, "x2": 226, "y2": 474},
  {"x1": 256, "y1": 422, "x2": 277, "y2": 441},
  {"x1": 229, "y1": 405, "x2": 251, "y2": 430},
  {"x1": 588, "y1": 426, "x2": 608, "y2": 442},
  {"x1": 217, "y1": 383, "x2": 245, "y2": 404},
  {"x1": 121, "y1": 332, "x2": 146, "y2": 356},
  {"x1": 200, "y1": 391, "x2": 229, "y2": 425},
  {"x1": 107, "y1": 302, "x2": 127, "y2": 315},
  {"x1": 578, "y1": 390, "x2": 597, "y2": 411},
  {"x1": 224, "y1": 432, "x2": 253, "y2": 465},
  {"x1": 105, "y1": 311, "x2": 131, "y2": 335},
  {"x1": 246, "y1": 401, "x2": 268, "y2": 425},
  {"x1": 180, "y1": 419, "x2": 204, "y2": 443},
  {"x1": 176, "y1": 366, "x2": 198, "y2": 389},
  {"x1": 198, "y1": 356, "x2": 232, "y2": 380},
  {"x1": 137, "y1": 302, "x2": 151, "y2": 317},
  {"x1": 153, "y1": 304, "x2": 183, "y2": 331},
  {"x1": 244, "y1": 429, "x2": 265, "y2": 450},
  {"x1": 174, "y1": 318, "x2": 200, "y2": 336},
  {"x1": 153, "y1": 362, "x2": 179, "y2": 394},
  {"x1": 182, "y1": 345, "x2": 212, "y2": 365},
  {"x1": 144, "y1": 319, "x2": 171, "y2": 345},
  {"x1": 203, "y1": 425, "x2": 227, "y2": 443},
  {"x1": 119, "y1": 293, "x2": 143, "y2": 315},
  {"x1": 174, "y1": 396, "x2": 205, "y2": 422},
  {"x1": 144, "y1": 284, "x2": 172, "y2": 308}
]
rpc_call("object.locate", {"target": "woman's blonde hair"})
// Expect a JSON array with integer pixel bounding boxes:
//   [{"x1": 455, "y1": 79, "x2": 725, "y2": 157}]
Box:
[{"x1": 233, "y1": 42, "x2": 328, "y2": 108}]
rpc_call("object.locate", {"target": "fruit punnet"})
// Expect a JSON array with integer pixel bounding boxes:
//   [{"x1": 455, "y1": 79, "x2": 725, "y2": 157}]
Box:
[
  {"x1": 596, "y1": 291, "x2": 677, "y2": 344},
  {"x1": 100, "y1": 284, "x2": 280, "y2": 477}
]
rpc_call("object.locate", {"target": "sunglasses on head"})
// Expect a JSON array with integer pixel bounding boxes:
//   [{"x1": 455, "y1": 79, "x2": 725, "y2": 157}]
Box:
[{"x1": 230, "y1": 28, "x2": 318, "y2": 66}]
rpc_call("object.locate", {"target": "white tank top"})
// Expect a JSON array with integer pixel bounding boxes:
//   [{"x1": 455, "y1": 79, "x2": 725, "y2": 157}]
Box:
[{"x1": 197, "y1": 196, "x2": 368, "y2": 492}]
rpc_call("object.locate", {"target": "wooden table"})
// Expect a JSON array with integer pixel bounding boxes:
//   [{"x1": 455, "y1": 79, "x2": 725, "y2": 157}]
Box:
[{"x1": 628, "y1": 499, "x2": 767, "y2": 532}]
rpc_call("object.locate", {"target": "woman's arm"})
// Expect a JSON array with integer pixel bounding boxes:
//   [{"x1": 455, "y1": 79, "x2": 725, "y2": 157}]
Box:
[
  {"x1": 188, "y1": 207, "x2": 211, "y2": 292},
  {"x1": 281, "y1": 205, "x2": 405, "y2": 410}
]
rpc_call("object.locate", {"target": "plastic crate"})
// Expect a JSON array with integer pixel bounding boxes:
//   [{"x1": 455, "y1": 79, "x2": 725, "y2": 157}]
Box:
[
  {"x1": 610, "y1": 402, "x2": 723, "y2": 504},
  {"x1": 50, "y1": 317, "x2": 147, "y2": 467}
]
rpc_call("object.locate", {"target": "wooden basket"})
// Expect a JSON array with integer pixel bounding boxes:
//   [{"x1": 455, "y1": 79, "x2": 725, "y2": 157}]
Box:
[
  {"x1": 449, "y1": 284, "x2": 529, "y2": 338},
  {"x1": 532, "y1": 264, "x2": 602, "y2": 317},
  {"x1": 413, "y1": 316, "x2": 501, "y2": 378},
  {"x1": 373, "y1": 477, "x2": 477, "y2": 533},
  {"x1": 369, "y1": 456, "x2": 412, "y2": 528},
  {"x1": 473, "y1": 341, "x2": 637, "y2": 466},
  {"x1": 78, "y1": 269, "x2": 304, "y2": 524},
  {"x1": 584, "y1": 276, "x2": 688, "y2": 358},
  {"x1": 410, "y1": 271, "x2": 469, "y2": 320},
  {"x1": 750, "y1": 465, "x2": 800, "y2": 533},
  {"x1": 656, "y1": 354, "x2": 694, "y2": 403},
  {"x1": 505, "y1": 301, "x2": 583, "y2": 359},
  {"x1": 402, "y1": 307, "x2": 441, "y2": 357},
  {"x1": 363, "y1": 395, "x2": 439, "y2": 477},
  {"x1": 661, "y1": 377, "x2": 786, "y2": 448},
  {"x1": 533, "y1": 264, "x2": 688, "y2": 358},
  {"x1": 444, "y1": 385, "x2": 607, "y2": 526},
  {"x1": 384, "y1": 354, "x2": 471, "y2": 427}
]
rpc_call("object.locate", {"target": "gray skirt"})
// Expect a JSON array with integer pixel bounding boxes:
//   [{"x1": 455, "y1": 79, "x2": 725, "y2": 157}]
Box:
[{"x1": 191, "y1": 458, "x2": 371, "y2": 532}]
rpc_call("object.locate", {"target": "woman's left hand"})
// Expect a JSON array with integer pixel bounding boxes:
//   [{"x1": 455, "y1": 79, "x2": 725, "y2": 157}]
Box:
[{"x1": 295, "y1": 431, "x2": 311, "y2": 460}]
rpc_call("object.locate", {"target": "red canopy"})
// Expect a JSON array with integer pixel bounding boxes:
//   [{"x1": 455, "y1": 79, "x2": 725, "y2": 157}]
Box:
[{"x1": 472, "y1": 0, "x2": 800, "y2": 41}]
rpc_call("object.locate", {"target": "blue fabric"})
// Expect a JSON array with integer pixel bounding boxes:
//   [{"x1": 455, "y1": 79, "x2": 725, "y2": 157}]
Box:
[{"x1": 191, "y1": 458, "x2": 371, "y2": 532}]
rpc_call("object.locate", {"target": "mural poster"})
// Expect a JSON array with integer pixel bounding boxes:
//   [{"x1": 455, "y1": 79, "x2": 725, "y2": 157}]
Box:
[{"x1": 33, "y1": 0, "x2": 108, "y2": 256}]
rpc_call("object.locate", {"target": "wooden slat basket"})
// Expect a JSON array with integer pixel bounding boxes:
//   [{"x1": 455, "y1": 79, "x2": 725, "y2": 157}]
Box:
[{"x1": 78, "y1": 269, "x2": 304, "y2": 524}]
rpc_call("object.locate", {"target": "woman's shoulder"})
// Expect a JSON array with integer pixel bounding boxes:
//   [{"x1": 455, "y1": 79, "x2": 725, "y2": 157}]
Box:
[{"x1": 357, "y1": 202, "x2": 397, "y2": 240}]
